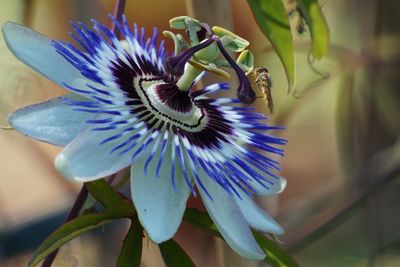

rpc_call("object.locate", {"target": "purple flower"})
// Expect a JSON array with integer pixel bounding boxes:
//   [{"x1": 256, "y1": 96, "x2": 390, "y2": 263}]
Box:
[{"x1": 2, "y1": 15, "x2": 286, "y2": 260}]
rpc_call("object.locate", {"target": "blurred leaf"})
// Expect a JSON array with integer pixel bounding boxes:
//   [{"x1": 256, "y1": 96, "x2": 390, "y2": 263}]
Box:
[
  {"x1": 297, "y1": 0, "x2": 330, "y2": 59},
  {"x1": 116, "y1": 219, "x2": 143, "y2": 267},
  {"x1": 85, "y1": 179, "x2": 134, "y2": 216},
  {"x1": 336, "y1": 74, "x2": 357, "y2": 181},
  {"x1": 183, "y1": 209, "x2": 299, "y2": 267},
  {"x1": 159, "y1": 239, "x2": 196, "y2": 267},
  {"x1": 247, "y1": 0, "x2": 295, "y2": 91},
  {"x1": 29, "y1": 212, "x2": 118, "y2": 267}
]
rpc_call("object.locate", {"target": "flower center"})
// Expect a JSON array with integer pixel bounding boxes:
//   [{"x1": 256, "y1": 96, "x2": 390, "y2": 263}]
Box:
[{"x1": 135, "y1": 78, "x2": 206, "y2": 132}]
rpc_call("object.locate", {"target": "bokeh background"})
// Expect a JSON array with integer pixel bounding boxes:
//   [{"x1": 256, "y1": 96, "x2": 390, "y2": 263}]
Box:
[{"x1": 0, "y1": 0, "x2": 399, "y2": 266}]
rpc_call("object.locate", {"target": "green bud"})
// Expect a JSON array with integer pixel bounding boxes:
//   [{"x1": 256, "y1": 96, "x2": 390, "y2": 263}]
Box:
[
  {"x1": 212, "y1": 26, "x2": 250, "y2": 52},
  {"x1": 176, "y1": 34, "x2": 190, "y2": 49},
  {"x1": 194, "y1": 42, "x2": 219, "y2": 62},
  {"x1": 214, "y1": 58, "x2": 231, "y2": 68},
  {"x1": 163, "y1": 31, "x2": 181, "y2": 55},
  {"x1": 236, "y1": 50, "x2": 254, "y2": 74},
  {"x1": 169, "y1": 16, "x2": 202, "y2": 30},
  {"x1": 189, "y1": 60, "x2": 231, "y2": 79}
]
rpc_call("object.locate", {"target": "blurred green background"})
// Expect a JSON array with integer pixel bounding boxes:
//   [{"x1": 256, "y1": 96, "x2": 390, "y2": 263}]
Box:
[{"x1": 0, "y1": 0, "x2": 399, "y2": 266}]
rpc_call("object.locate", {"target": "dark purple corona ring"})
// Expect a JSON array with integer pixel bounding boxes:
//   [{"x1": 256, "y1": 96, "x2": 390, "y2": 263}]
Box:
[{"x1": 3, "y1": 14, "x2": 287, "y2": 259}]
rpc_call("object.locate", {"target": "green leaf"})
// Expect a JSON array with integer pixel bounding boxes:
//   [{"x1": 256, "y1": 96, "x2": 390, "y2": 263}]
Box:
[
  {"x1": 183, "y1": 209, "x2": 300, "y2": 267},
  {"x1": 247, "y1": 0, "x2": 295, "y2": 91},
  {"x1": 116, "y1": 219, "x2": 143, "y2": 267},
  {"x1": 85, "y1": 179, "x2": 134, "y2": 216},
  {"x1": 297, "y1": 0, "x2": 330, "y2": 59},
  {"x1": 159, "y1": 239, "x2": 196, "y2": 267},
  {"x1": 30, "y1": 182, "x2": 136, "y2": 266},
  {"x1": 254, "y1": 232, "x2": 301, "y2": 267},
  {"x1": 183, "y1": 208, "x2": 220, "y2": 236},
  {"x1": 29, "y1": 212, "x2": 118, "y2": 267}
]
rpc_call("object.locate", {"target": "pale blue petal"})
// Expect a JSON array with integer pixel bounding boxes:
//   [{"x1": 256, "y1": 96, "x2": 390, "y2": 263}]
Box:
[
  {"x1": 55, "y1": 125, "x2": 132, "y2": 182},
  {"x1": 2, "y1": 22, "x2": 84, "y2": 86},
  {"x1": 234, "y1": 194, "x2": 284, "y2": 235},
  {"x1": 130, "y1": 138, "x2": 191, "y2": 243},
  {"x1": 250, "y1": 177, "x2": 287, "y2": 196},
  {"x1": 8, "y1": 94, "x2": 94, "y2": 146},
  {"x1": 196, "y1": 175, "x2": 265, "y2": 260}
]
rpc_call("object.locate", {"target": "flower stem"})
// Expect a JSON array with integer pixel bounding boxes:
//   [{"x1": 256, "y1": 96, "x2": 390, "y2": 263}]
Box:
[
  {"x1": 176, "y1": 63, "x2": 202, "y2": 91},
  {"x1": 41, "y1": 186, "x2": 88, "y2": 267},
  {"x1": 111, "y1": 0, "x2": 127, "y2": 39}
]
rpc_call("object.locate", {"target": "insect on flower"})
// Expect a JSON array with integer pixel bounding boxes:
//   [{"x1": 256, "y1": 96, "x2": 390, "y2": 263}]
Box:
[
  {"x1": 2, "y1": 15, "x2": 287, "y2": 260},
  {"x1": 250, "y1": 67, "x2": 274, "y2": 113}
]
